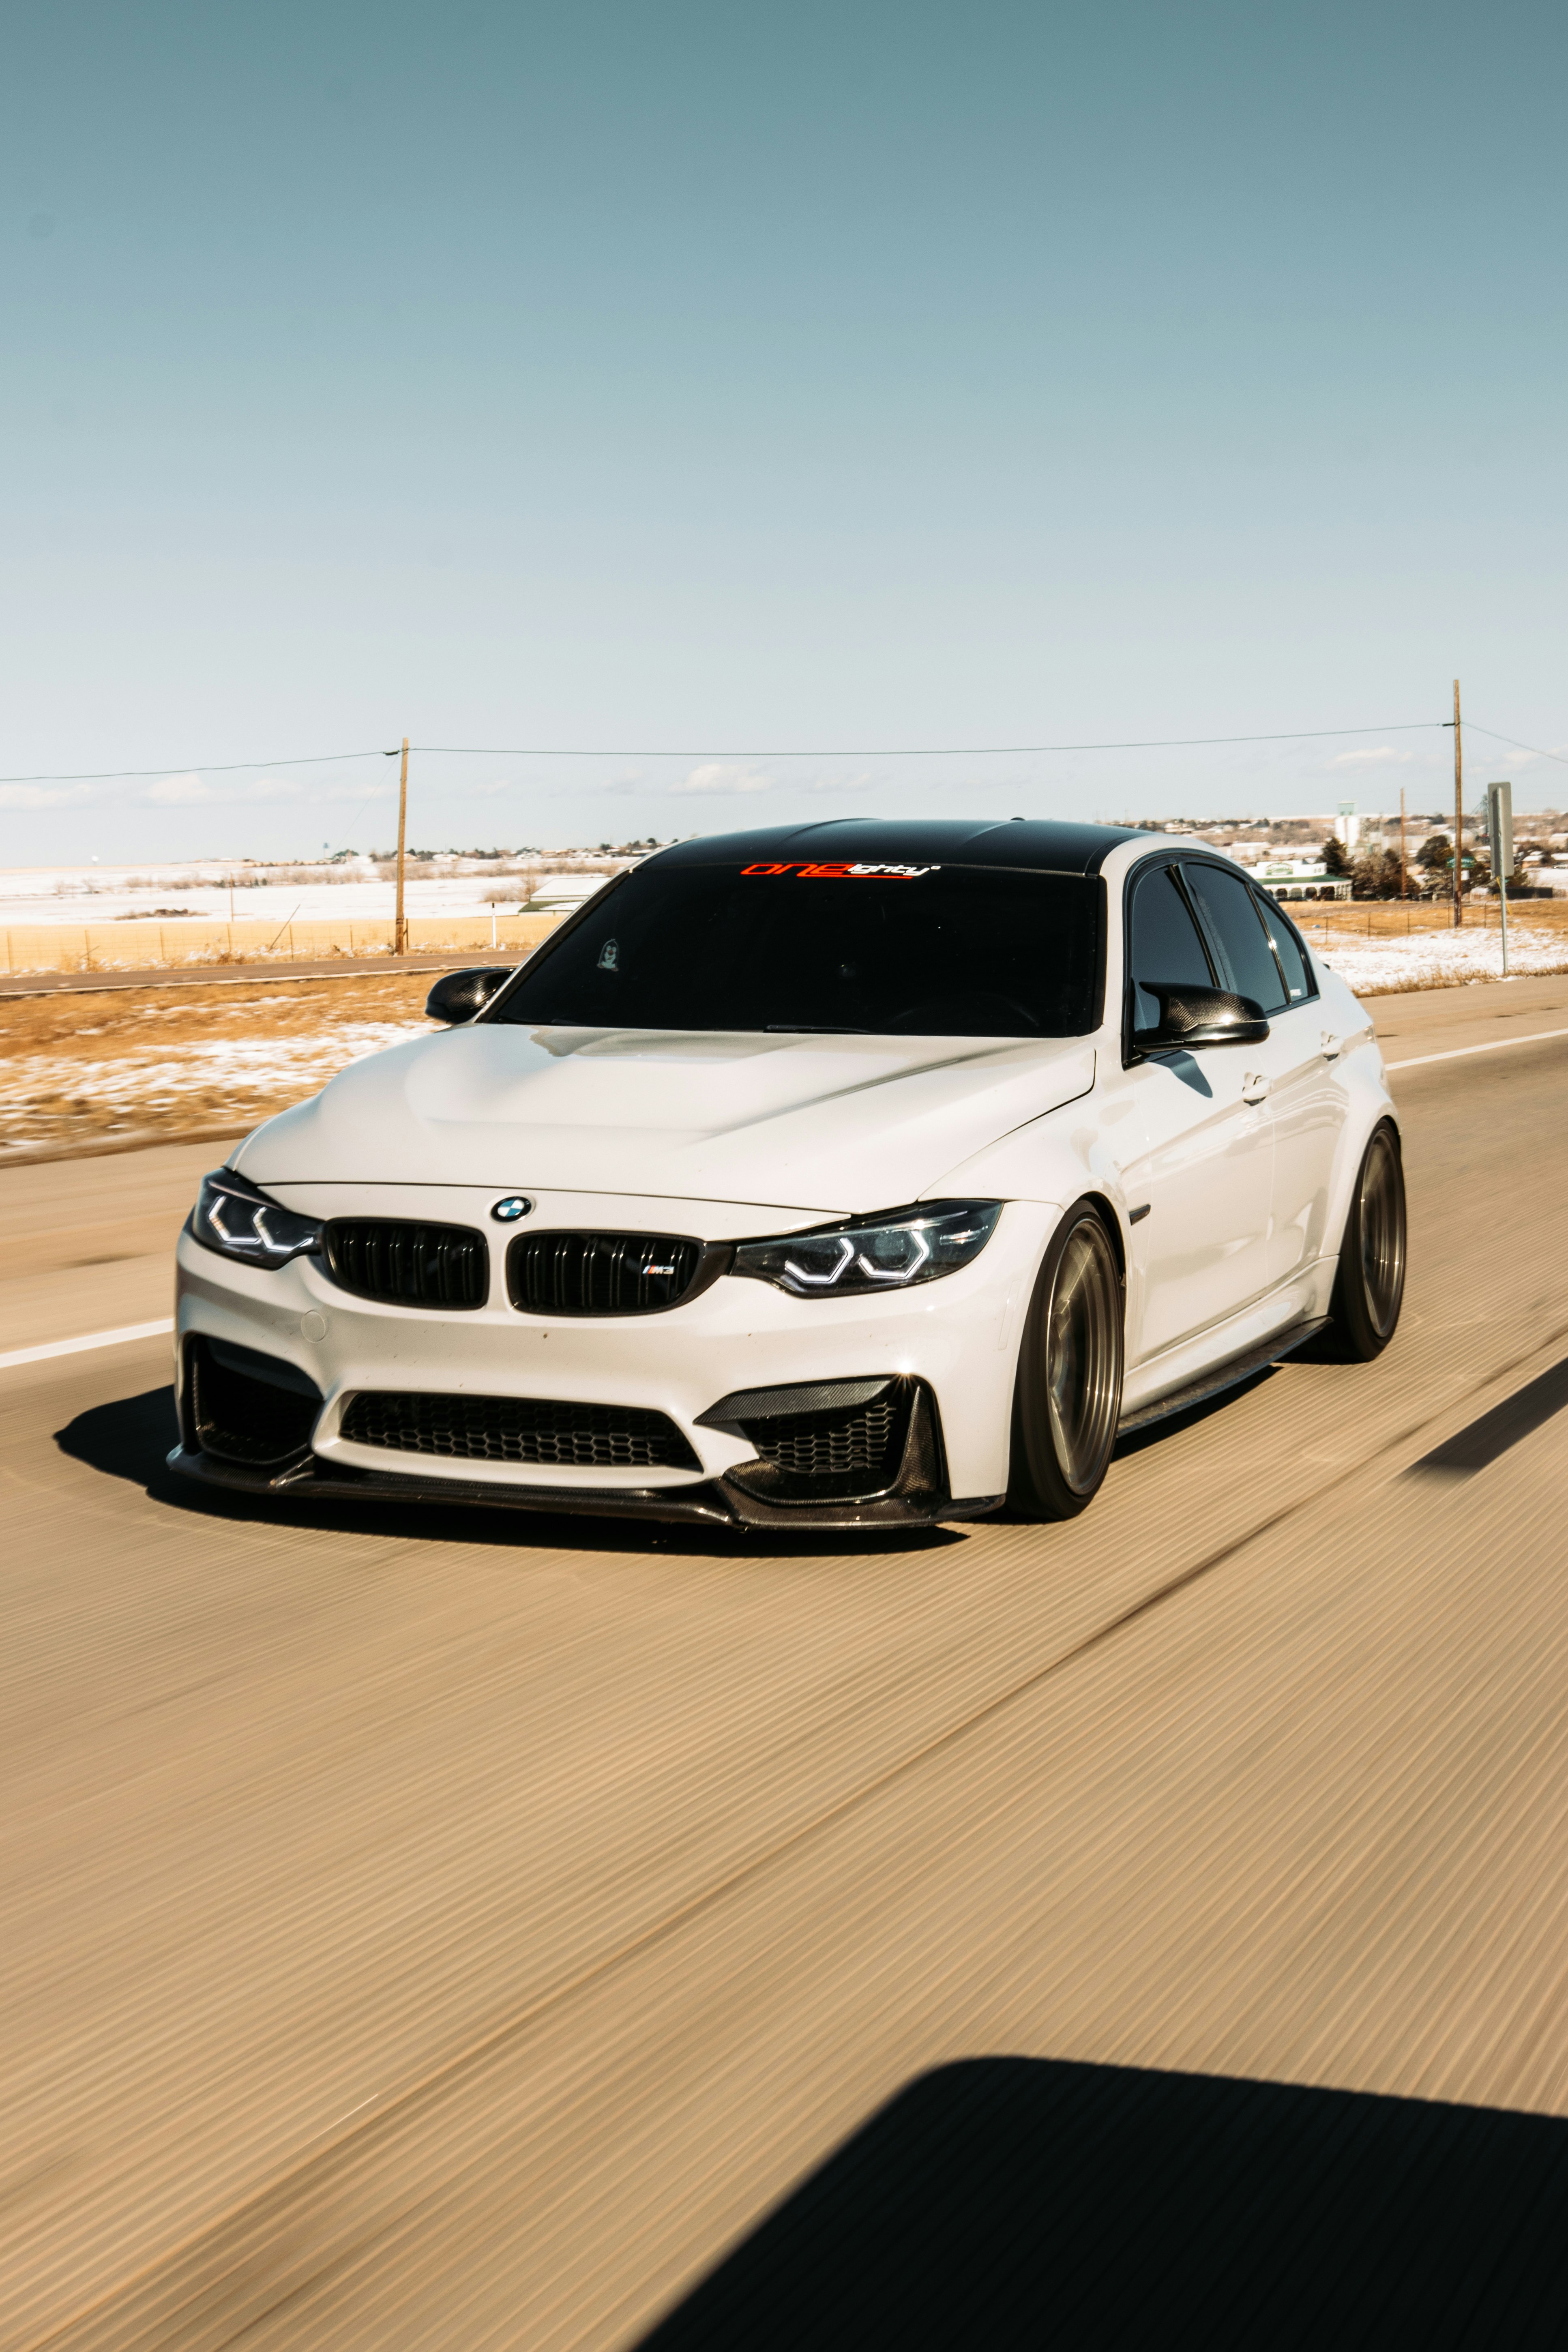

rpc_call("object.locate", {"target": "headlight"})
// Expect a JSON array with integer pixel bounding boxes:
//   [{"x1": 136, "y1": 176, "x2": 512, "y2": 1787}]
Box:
[
  {"x1": 191, "y1": 1170, "x2": 321, "y2": 1269},
  {"x1": 732, "y1": 1200, "x2": 1002, "y2": 1298}
]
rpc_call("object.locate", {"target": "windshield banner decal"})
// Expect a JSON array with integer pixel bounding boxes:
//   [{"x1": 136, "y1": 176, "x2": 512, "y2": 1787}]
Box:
[{"x1": 740, "y1": 862, "x2": 940, "y2": 880}]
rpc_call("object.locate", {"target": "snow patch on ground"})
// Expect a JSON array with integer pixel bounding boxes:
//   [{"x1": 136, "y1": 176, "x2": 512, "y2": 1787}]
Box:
[
  {"x1": 0, "y1": 1023, "x2": 425, "y2": 1155},
  {"x1": 1311, "y1": 925, "x2": 1568, "y2": 995}
]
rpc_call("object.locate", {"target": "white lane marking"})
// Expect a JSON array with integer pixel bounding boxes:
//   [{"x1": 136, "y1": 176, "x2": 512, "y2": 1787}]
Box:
[
  {"x1": 1386, "y1": 1024, "x2": 1568, "y2": 1071},
  {"x1": 0, "y1": 1318, "x2": 174, "y2": 1373}
]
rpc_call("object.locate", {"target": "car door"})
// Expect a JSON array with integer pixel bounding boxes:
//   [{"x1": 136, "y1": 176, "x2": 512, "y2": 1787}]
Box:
[
  {"x1": 1113, "y1": 858, "x2": 1276, "y2": 1363},
  {"x1": 1181, "y1": 861, "x2": 1347, "y2": 1289}
]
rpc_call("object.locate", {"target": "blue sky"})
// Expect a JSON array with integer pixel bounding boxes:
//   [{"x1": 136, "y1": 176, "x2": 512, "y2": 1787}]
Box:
[{"x1": 4, "y1": 0, "x2": 1566, "y2": 861}]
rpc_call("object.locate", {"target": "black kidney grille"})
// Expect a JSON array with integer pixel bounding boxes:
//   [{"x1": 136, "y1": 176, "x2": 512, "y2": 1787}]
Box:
[
  {"x1": 730, "y1": 1386, "x2": 912, "y2": 1503},
  {"x1": 339, "y1": 1390, "x2": 701, "y2": 1472},
  {"x1": 508, "y1": 1231, "x2": 704, "y2": 1316},
  {"x1": 323, "y1": 1220, "x2": 488, "y2": 1310}
]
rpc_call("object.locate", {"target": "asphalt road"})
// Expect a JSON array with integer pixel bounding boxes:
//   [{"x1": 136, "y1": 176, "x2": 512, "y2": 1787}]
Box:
[{"x1": 4, "y1": 974, "x2": 1568, "y2": 2348}]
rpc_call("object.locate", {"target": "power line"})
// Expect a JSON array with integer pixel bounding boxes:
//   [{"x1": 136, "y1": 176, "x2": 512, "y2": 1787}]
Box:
[
  {"x1": 410, "y1": 721, "x2": 1444, "y2": 759},
  {"x1": 0, "y1": 749, "x2": 390, "y2": 785},
  {"x1": 9, "y1": 713, "x2": 1567, "y2": 788},
  {"x1": 1460, "y1": 721, "x2": 1568, "y2": 772}
]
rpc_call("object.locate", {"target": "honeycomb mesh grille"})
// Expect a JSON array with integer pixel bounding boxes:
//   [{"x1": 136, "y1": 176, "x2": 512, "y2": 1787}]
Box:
[
  {"x1": 323, "y1": 1220, "x2": 488, "y2": 1311},
  {"x1": 731, "y1": 1386, "x2": 912, "y2": 1503},
  {"x1": 339, "y1": 1390, "x2": 701, "y2": 1472},
  {"x1": 507, "y1": 1231, "x2": 704, "y2": 1317},
  {"x1": 752, "y1": 1396, "x2": 901, "y2": 1479}
]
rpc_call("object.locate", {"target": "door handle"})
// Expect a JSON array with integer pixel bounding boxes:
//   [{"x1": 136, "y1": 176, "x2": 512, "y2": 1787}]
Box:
[
  {"x1": 1321, "y1": 1031, "x2": 1341, "y2": 1060},
  {"x1": 1242, "y1": 1073, "x2": 1271, "y2": 1104}
]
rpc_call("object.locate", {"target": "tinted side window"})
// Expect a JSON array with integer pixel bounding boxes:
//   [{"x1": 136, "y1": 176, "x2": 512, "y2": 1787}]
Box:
[
  {"x1": 1127, "y1": 864, "x2": 1215, "y2": 1030},
  {"x1": 1182, "y1": 863, "x2": 1288, "y2": 1015},
  {"x1": 1253, "y1": 891, "x2": 1316, "y2": 1004}
]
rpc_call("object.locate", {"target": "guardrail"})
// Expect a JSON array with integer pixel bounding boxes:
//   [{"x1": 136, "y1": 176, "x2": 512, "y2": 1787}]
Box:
[{"x1": 0, "y1": 911, "x2": 564, "y2": 975}]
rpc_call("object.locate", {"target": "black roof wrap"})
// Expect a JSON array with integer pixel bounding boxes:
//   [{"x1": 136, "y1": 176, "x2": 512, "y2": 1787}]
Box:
[{"x1": 649, "y1": 817, "x2": 1140, "y2": 876}]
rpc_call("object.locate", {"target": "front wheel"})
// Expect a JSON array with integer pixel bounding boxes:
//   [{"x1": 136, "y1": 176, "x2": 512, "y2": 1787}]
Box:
[
  {"x1": 1008, "y1": 1202, "x2": 1125, "y2": 1520},
  {"x1": 1326, "y1": 1119, "x2": 1406, "y2": 1360}
]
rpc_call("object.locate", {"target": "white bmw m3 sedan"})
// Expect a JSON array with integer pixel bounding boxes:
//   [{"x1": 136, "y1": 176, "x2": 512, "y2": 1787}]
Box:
[{"x1": 170, "y1": 819, "x2": 1405, "y2": 1530}]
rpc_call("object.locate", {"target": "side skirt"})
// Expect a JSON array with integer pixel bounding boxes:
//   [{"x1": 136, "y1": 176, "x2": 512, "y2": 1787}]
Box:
[{"x1": 1115, "y1": 1317, "x2": 1329, "y2": 1437}]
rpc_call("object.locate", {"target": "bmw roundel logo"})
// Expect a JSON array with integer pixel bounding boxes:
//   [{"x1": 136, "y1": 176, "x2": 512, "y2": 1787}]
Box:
[{"x1": 490, "y1": 1195, "x2": 534, "y2": 1223}]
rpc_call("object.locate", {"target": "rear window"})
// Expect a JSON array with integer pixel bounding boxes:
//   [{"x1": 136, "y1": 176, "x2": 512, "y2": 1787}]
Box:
[
  {"x1": 1183, "y1": 862, "x2": 1289, "y2": 1015},
  {"x1": 1253, "y1": 893, "x2": 1317, "y2": 1003},
  {"x1": 491, "y1": 860, "x2": 1103, "y2": 1037}
]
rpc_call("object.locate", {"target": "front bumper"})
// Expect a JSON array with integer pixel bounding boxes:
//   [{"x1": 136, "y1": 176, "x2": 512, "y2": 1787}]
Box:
[{"x1": 170, "y1": 1185, "x2": 1057, "y2": 1524}]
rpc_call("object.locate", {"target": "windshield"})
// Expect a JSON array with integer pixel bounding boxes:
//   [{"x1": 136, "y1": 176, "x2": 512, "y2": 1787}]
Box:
[{"x1": 490, "y1": 860, "x2": 1103, "y2": 1037}]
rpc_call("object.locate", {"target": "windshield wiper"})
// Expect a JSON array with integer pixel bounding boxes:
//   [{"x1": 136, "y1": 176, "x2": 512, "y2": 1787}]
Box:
[{"x1": 764, "y1": 1023, "x2": 870, "y2": 1034}]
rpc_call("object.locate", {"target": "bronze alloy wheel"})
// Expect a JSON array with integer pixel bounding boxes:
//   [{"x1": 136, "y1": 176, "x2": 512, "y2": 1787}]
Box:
[
  {"x1": 1328, "y1": 1119, "x2": 1407, "y2": 1360},
  {"x1": 1359, "y1": 1124, "x2": 1406, "y2": 1338},
  {"x1": 1009, "y1": 1203, "x2": 1125, "y2": 1520}
]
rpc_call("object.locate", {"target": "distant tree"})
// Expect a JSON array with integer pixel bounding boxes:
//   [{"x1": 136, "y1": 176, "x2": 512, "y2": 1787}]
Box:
[
  {"x1": 1351, "y1": 846, "x2": 1405, "y2": 899},
  {"x1": 1321, "y1": 835, "x2": 1352, "y2": 876},
  {"x1": 1416, "y1": 831, "x2": 1451, "y2": 874}
]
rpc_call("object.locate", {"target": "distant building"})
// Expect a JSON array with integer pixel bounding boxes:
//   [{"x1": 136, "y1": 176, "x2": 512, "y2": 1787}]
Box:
[{"x1": 1253, "y1": 856, "x2": 1352, "y2": 903}]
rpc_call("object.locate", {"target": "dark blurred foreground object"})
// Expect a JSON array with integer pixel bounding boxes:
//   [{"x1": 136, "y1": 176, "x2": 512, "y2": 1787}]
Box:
[
  {"x1": 640, "y1": 2058, "x2": 1568, "y2": 2349},
  {"x1": 424, "y1": 966, "x2": 512, "y2": 1023}
]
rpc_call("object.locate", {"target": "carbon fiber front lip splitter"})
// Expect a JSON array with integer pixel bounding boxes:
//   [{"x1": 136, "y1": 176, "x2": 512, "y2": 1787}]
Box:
[{"x1": 165, "y1": 1445, "x2": 1005, "y2": 1532}]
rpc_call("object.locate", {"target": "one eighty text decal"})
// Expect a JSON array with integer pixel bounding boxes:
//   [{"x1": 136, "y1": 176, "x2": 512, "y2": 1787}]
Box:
[{"x1": 740, "y1": 861, "x2": 940, "y2": 880}]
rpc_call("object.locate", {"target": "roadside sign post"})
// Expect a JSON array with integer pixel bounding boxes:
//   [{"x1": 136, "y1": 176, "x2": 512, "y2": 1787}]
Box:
[{"x1": 1486, "y1": 780, "x2": 1514, "y2": 977}]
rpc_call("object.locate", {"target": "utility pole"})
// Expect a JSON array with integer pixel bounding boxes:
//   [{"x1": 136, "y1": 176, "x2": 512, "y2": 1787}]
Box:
[
  {"x1": 1452, "y1": 678, "x2": 1464, "y2": 927},
  {"x1": 1399, "y1": 788, "x2": 1407, "y2": 898},
  {"x1": 394, "y1": 736, "x2": 410, "y2": 955}
]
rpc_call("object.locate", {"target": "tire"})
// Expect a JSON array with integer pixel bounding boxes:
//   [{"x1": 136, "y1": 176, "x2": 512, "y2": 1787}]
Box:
[
  {"x1": 1326, "y1": 1119, "x2": 1406, "y2": 1360},
  {"x1": 1008, "y1": 1201, "x2": 1125, "y2": 1520}
]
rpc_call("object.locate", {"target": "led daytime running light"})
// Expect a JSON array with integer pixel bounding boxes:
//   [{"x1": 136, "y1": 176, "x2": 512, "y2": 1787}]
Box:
[
  {"x1": 192, "y1": 1171, "x2": 322, "y2": 1270},
  {"x1": 736, "y1": 1200, "x2": 1001, "y2": 1300}
]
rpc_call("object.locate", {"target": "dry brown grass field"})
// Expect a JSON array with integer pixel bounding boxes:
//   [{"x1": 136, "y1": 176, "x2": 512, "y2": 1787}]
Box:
[
  {"x1": 1294, "y1": 897, "x2": 1568, "y2": 942},
  {"x1": 0, "y1": 973, "x2": 434, "y2": 1161}
]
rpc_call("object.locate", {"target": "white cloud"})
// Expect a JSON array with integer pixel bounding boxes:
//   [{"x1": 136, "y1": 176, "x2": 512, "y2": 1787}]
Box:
[
  {"x1": 1329, "y1": 747, "x2": 1415, "y2": 768},
  {"x1": 1474, "y1": 745, "x2": 1560, "y2": 771},
  {"x1": 669, "y1": 763, "x2": 773, "y2": 797},
  {"x1": 0, "y1": 783, "x2": 94, "y2": 809},
  {"x1": 146, "y1": 772, "x2": 213, "y2": 804},
  {"x1": 807, "y1": 771, "x2": 875, "y2": 793}
]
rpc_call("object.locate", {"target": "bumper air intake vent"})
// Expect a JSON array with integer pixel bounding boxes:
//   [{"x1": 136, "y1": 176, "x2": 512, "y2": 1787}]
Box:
[
  {"x1": 507, "y1": 1231, "x2": 710, "y2": 1317},
  {"x1": 700, "y1": 1376, "x2": 927, "y2": 1505},
  {"x1": 322, "y1": 1220, "x2": 488, "y2": 1310},
  {"x1": 338, "y1": 1391, "x2": 702, "y2": 1472},
  {"x1": 187, "y1": 1336, "x2": 322, "y2": 1467}
]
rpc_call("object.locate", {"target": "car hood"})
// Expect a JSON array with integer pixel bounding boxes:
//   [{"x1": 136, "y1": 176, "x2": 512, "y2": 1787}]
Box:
[{"x1": 234, "y1": 1024, "x2": 1096, "y2": 1215}]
